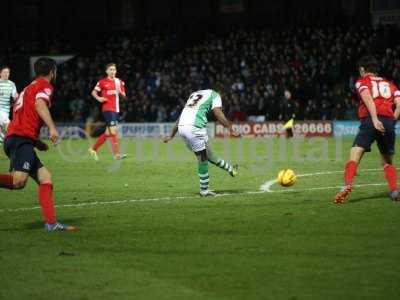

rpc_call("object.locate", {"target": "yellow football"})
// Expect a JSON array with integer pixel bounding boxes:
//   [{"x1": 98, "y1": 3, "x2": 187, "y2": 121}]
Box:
[{"x1": 277, "y1": 169, "x2": 297, "y2": 187}]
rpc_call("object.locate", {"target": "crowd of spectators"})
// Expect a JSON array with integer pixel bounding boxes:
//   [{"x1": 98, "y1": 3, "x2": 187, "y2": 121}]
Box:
[{"x1": 5, "y1": 25, "x2": 400, "y2": 123}]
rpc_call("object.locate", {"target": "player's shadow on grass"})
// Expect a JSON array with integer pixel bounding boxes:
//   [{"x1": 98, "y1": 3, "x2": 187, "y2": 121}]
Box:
[
  {"x1": 21, "y1": 217, "x2": 86, "y2": 231},
  {"x1": 0, "y1": 223, "x2": 44, "y2": 232},
  {"x1": 215, "y1": 189, "x2": 246, "y2": 194},
  {"x1": 349, "y1": 192, "x2": 388, "y2": 203},
  {"x1": 187, "y1": 189, "x2": 246, "y2": 197}
]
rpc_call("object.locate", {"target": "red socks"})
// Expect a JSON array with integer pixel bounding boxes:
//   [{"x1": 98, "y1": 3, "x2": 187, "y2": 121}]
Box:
[
  {"x1": 92, "y1": 133, "x2": 119, "y2": 156},
  {"x1": 38, "y1": 183, "x2": 56, "y2": 224},
  {"x1": 344, "y1": 162, "x2": 397, "y2": 192},
  {"x1": 2, "y1": 179, "x2": 58, "y2": 224},
  {"x1": 110, "y1": 134, "x2": 119, "y2": 156},
  {"x1": 344, "y1": 160, "x2": 357, "y2": 186},
  {"x1": 92, "y1": 133, "x2": 107, "y2": 151},
  {"x1": 384, "y1": 164, "x2": 398, "y2": 192},
  {"x1": 0, "y1": 173, "x2": 14, "y2": 189}
]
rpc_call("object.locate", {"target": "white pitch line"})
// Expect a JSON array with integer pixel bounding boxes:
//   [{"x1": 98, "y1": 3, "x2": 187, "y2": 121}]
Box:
[
  {"x1": 265, "y1": 182, "x2": 386, "y2": 193},
  {"x1": 0, "y1": 190, "x2": 269, "y2": 214},
  {"x1": 259, "y1": 168, "x2": 383, "y2": 192},
  {"x1": 0, "y1": 196, "x2": 184, "y2": 213},
  {"x1": 0, "y1": 168, "x2": 389, "y2": 214}
]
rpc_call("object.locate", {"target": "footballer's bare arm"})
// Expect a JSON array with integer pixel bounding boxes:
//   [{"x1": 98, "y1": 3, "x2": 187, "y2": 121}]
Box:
[
  {"x1": 119, "y1": 90, "x2": 127, "y2": 100},
  {"x1": 34, "y1": 139, "x2": 49, "y2": 151},
  {"x1": 359, "y1": 89, "x2": 385, "y2": 133},
  {"x1": 212, "y1": 107, "x2": 240, "y2": 137},
  {"x1": 35, "y1": 98, "x2": 59, "y2": 144},
  {"x1": 164, "y1": 118, "x2": 179, "y2": 143},
  {"x1": 91, "y1": 89, "x2": 107, "y2": 103},
  {"x1": 394, "y1": 97, "x2": 400, "y2": 120}
]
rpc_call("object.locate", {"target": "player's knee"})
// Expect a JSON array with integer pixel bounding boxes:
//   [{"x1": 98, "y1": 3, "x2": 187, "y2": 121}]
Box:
[
  {"x1": 383, "y1": 160, "x2": 393, "y2": 165},
  {"x1": 39, "y1": 177, "x2": 52, "y2": 185},
  {"x1": 12, "y1": 172, "x2": 29, "y2": 189},
  {"x1": 38, "y1": 169, "x2": 52, "y2": 184},
  {"x1": 197, "y1": 150, "x2": 208, "y2": 161},
  {"x1": 381, "y1": 154, "x2": 394, "y2": 165},
  {"x1": 349, "y1": 147, "x2": 364, "y2": 163},
  {"x1": 109, "y1": 127, "x2": 117, "y2": 135},
  {"x1": 13, "y1": 178, "x2": 27, "y2": 190}
]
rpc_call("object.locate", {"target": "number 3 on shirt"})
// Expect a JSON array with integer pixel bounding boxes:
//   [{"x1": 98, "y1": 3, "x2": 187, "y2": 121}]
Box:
[
  {"x1": 186, "y1": 93, "x2": 203, "y2": 107},
  {"x1": 371, "y1": 81, "x2": 391, "y2": 99},
  {"x1": 14, "y1": 91, "x2": 25, "y2": 112}
]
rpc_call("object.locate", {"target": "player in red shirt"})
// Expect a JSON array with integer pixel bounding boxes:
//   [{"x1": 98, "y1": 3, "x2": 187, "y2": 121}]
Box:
[
  {"x1": 88, "y1": 63, "x2": 127, "y2": 160},
  {"x1": 334, "y1": 55, "x2": 400, "y2": 203},
  {"x1": 0, "y1": 58, "x2": 76, "y2": 232}
]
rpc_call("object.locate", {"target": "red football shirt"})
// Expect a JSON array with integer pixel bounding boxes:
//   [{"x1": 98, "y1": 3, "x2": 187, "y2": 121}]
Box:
[
  {"x1": 94, "y1": 77, "x2": 125, "y2": 113},
  {"x1": 6, "y1": 77, "x2": 54, "y2": 141},
  {"x1": 355, "y1": 74, "x2": 400, "y2": 119}
]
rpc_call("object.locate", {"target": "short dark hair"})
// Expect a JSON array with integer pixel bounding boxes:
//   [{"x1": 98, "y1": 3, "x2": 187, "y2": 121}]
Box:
[
  {"x1": 105, "y1": 63, "x2": 116, "y2": 70},
  {"x1": 358, "y1": 55, "x2": 379, "y2": 73},
  {"x1": 34, "y1": 57, "x2": 57, "y2": 77},
  {"x1": 0, "y1": 65, "x2": 10, "y2": 72}
]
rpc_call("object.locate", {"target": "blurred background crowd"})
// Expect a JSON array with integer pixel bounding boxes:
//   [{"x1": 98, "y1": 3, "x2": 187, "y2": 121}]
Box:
[
  {"x1": 0, "y1": 0, "x2": 399, "y2": 124},
  {"x1": 56, "y1": 25, "x2": 400, "y2": 123}
]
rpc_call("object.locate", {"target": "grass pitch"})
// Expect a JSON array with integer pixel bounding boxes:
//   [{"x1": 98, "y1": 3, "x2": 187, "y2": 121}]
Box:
[{"x1": 1, "y1": 137, "x2": 399, "y2": 300}]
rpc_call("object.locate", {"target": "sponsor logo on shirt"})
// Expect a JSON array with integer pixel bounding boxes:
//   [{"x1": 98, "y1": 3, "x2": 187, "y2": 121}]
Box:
[
  {"x1": 23, "y1": 162, "x2": 31, "y2": 171},
  {"x1": 44, "y1": 88, "x2": 52, "y2": 96}
]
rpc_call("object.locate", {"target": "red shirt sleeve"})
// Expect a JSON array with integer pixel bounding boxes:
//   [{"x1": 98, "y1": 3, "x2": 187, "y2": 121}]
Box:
[
  {"x1": 355, "y1": 78, "x2": 369, "y2": 96},
  {"x1": 94, "y1": 80, "x2": 102, "y2": 92},
  {"x1": 35, "y1": 85, "x2": 53, "y2": 106}
]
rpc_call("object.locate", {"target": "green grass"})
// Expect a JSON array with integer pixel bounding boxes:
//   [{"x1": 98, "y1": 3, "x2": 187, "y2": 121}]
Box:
[{"x1": 1, "y1": 137, "x2": 400, "y2": 300}]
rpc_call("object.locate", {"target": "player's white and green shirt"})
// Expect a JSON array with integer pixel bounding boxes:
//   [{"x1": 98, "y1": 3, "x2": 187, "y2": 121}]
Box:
[
  {"x1": 0, "y1": 79, "x2": 17, "y2": 114},
  {"x1": 178, "y1": 89, "x2": 222, "y2": 128}
]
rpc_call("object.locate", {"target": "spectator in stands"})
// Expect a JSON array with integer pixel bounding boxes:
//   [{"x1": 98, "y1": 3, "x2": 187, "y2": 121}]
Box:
[{"x1": 4, "y1": 25, "x2": 398, "y2": 123}]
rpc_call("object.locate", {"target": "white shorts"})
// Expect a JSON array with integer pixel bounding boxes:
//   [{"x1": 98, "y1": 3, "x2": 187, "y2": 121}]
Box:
[
  {"x1": 178, "y1": 125, "x2": 208, "y2": 153},
  {"x1": 0, "y1": 111, "x2": 10, "y2": 126}
]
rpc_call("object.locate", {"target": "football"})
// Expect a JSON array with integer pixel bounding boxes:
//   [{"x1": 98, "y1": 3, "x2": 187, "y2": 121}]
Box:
[{"x1": 277, "y1": 169, "x2": 297, "y2": 187}]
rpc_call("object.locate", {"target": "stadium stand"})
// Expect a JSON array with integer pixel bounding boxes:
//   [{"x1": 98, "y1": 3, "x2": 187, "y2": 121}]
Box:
[{"x1": 2, "y1": 26, "x2": 400, "y2": 123}]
